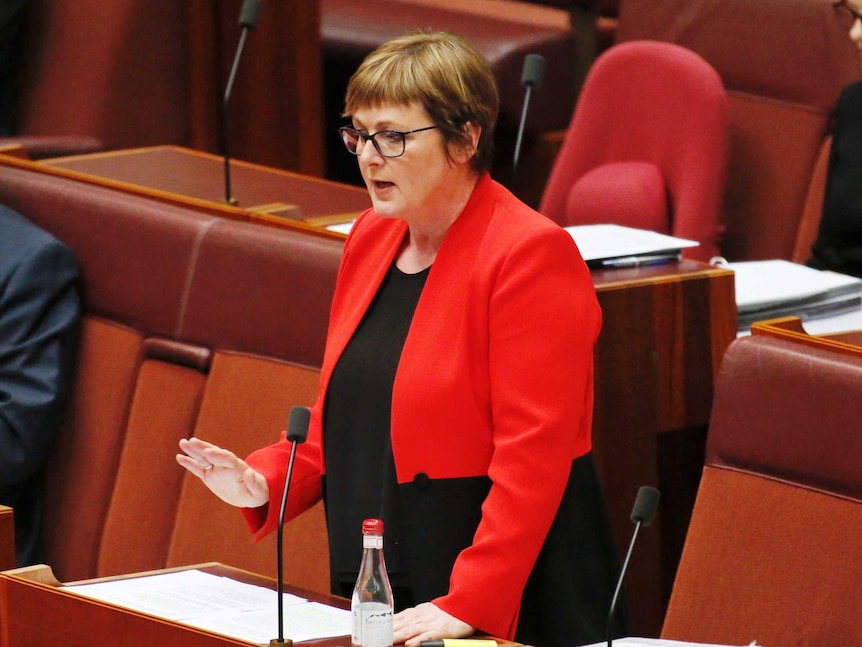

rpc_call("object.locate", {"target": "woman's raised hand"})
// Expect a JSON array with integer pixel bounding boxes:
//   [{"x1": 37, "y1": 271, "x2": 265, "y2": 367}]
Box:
[{"x1": 176, "y1": 437, "x2": 269, "y2": 509}]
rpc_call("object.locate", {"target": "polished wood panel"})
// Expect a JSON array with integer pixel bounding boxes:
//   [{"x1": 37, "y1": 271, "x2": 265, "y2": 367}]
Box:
[
  {"x1": 591, "y1": 261, "x2": 737, "y2": 636},
  {"x1": 0, "y1": 563, "x2": 343, "y2": 647},
  {"x1": 0, "y1": 147, "x2": 370, "y2": 236},
  {"x1": 43, "y1": 146, "x2": 371, "y2": 225},
  {"x1": 186, "y1": 0, "x2": 325, "y2": 176},
  {"x1": 0, "y1": 563, "x2": 517, "y2": 647},
  {"x1": 752, "y1": 316, "x2": 862, "y2": 357},
  {"x1": 0, "y1": 506, "x2": 14, "y2": 572}
]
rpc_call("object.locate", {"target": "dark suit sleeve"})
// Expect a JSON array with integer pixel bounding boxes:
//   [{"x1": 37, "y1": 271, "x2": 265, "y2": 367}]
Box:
[{"x1": 0, "y1": 238, "x2": 81, "y2": 486}]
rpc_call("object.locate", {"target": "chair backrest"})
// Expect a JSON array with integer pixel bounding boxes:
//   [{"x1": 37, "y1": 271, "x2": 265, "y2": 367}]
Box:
[
  {"x1": 616, "y1": 0, "x2": 862, "y2": 262},
  {"x1": 14, "y1": 0, "x2": 324, "y2": 174},
  {"x1": 0, "y1": 161, "x2": 342, "y2": 593},
  {"x1": 539, "y1": 40, "x2": 729, "y2": 262},
  {"x1": 17, "y1": 0, "x2": 191, "y2": 150},
  {"x1": 662, "y1": 335, "x2": 862, "y2": 645}
]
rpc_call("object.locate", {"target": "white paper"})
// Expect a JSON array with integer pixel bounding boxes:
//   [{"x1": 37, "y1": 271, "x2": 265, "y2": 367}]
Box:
[
  {"x1": 564, "y1": 224, "x2": 699, "y2": 262},
  {"x1": 800, "y1": 306, "x2": 862, "y2": 335},
  {"x1": 579, "y1": 639, "x2": 760, "y2": 647},
  {"x1": 730, "y1": 260, "x2": 861, "y2": 312},
  {"x1": 326, "y1": 220, "x2": 355, "y2": 234},
  {"x1": 181, "y1": 601, "x2": 352, "y2": 644},
  {"x1": 65, "y1": 569, "x2": 350, "y2": 645}
]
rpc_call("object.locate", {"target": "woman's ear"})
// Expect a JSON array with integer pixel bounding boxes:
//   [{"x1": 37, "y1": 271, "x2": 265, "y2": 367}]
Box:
[{"x1": 452, "y1": 121, "x2": 481, "y2": 164}]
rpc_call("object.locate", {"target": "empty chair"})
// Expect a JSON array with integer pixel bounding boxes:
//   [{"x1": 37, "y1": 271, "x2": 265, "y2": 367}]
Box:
[
  {"x1": 661, "y1": 334, "x2": 862, "y2": 645},
  {"x1": 540, "y1": 40, "x2": 729, "y2": 262},
  {"x1": 616, "y1": 0, "x2": 862, "y2": 263}
]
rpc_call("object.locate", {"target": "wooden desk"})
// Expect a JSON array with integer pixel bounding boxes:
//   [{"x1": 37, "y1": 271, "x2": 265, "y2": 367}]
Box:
[
  {"x1": 0, "y1": 506, "x2": 13, "y2": 572},
  {"x1": 0, "y1": 563, "x2": 515, "y2": 647},
  {"x1": 751, "y1": 315, "x2": 862, "y2": 356},
  {"x1": 0, "y1": 148, "x2": 737, "y2": 637},
  {"x1": 0, "y1": 562, "x2": 341, "y2": 647},
  {"x1": 37, "y1": 146, "x2": 371, "y2": 228},
  {"x1": 592, "y1": 261, "x2": 736, "y2": 636}
]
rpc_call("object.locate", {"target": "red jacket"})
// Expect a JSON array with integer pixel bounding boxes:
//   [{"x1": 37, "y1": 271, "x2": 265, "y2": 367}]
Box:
[{"x1": 244, "y1": 174, "x2": 601, "y2": 639}]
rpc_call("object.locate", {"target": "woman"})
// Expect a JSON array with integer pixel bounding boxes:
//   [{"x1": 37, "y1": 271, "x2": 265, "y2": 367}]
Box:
[
  {"x1": 807, "y1": 0, "x2": 862, "y2": 275},
  {"x1": 177, "y1": 31, "x2": 619, "y2": 647}
]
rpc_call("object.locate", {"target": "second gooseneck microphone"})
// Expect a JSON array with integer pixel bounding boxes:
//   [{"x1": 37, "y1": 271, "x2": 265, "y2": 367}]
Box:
[
  {"x1": 607, "y1": 485, "x2": 661, "y2": 647},
  {"x1": 270, "y1": 405, "x2": 310, "y2": 647},
  {"x1": 221, "y1": 0, "x2": 263, "y2": 206},
  {"x1": 513, "y1": 53, "x2": 546, "y2": 172}
]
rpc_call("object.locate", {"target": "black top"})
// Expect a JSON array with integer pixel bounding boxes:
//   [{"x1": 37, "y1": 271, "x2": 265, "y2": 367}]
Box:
[
  {"x1": 322, "y1": 261, "x2": 429, "y2": 593},
  {"x1": 808, "y1": 80, "x2": 862, "y2": 277}
]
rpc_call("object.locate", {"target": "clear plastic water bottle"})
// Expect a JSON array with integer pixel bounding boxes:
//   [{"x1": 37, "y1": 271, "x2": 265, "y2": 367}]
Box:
[{"x1": 351, "y1": 518, "x2": 394, "y2": 647}]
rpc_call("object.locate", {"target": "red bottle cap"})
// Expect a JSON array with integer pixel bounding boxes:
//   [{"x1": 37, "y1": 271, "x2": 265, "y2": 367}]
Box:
[{"x1": 362, "y1": 518, "x2": 384, "y2": 535}]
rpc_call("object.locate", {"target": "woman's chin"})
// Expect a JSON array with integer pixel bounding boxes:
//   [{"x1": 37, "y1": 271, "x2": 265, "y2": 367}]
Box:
[{"x1": 369, "y1": 198, "x2": 404, "y2": 221}]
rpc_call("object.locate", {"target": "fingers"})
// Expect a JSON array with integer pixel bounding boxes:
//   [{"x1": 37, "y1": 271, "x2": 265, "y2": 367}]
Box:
[
  {"x1": 393, "y1": 603, "x2": 473, "y2": 647},
  {"x1": 177, "y1": 438, "x2": 237, "y2": 474},
  {"x1": 240, "y1": 465, "x2": 270, "y2": 507},
  {"x1": 176, "y1": 438, "x2": 270, "y2": 509},
  {"x1": 176, "y1": 452, "x2": 208, "y2": 478},
  {"x1": 177, "y1": 437, "x2": 214, "y2": 472}
]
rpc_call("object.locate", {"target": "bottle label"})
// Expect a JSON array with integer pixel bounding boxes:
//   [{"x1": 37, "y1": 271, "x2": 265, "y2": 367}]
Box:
[{"x1": 352, "y1": 602, "x2": 393, "y2": 647}]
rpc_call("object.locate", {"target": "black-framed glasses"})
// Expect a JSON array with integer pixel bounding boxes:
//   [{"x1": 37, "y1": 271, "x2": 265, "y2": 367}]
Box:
[
  {"x1": 338, "y1": 125, "x2": 438, "y2": 158},
  {"x1": 834, "y1": 0, "x2": 862, "y2": 28}
]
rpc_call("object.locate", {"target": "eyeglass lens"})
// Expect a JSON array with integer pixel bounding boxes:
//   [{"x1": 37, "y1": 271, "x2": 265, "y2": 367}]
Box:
[{"x1": 340, "y1": 129, "x2": 405, "y2": 158}]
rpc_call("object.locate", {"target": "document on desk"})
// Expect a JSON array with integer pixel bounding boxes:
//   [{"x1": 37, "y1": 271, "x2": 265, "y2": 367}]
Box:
[
  {"x1": 326, "y1": 220, "x2": 356, "y2": 235},
  {"x1": 579, "y1": 639, "x2": 760, "y2": 647},
  {"x1": 65, "y1": 569, "x2": 351, "y2": 644},
  {"x1": 731, "y1": 259, "x2": 862, "y2": 331},
  {"x1": 564, "y1": 224, "x2": 699, "y2": 268}
]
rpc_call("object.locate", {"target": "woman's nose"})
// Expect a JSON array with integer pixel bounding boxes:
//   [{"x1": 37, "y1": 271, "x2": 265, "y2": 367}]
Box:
[{"x1": 358, "y1": 138, "x2": 383, "y2": 164}]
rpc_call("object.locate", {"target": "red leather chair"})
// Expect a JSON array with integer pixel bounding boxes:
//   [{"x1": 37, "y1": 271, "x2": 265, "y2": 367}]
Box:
[
  {"x1": 662, "y1": 334, "x2": 862, "y2": 645},
  {"x1": 616, "y1": 0, "x2": 862, "y2": 263},
  {"x1": 539, "y1": 40, "x2": 729, "y2": 262}
]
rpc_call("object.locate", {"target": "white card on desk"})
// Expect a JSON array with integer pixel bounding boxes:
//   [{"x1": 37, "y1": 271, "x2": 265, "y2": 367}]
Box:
[
  {"x1": 579, "y1": 639, "x2": 760, "y2": 647},
  {"x1": 564, "y1": 224, "x2": 699, "y2": 266}
]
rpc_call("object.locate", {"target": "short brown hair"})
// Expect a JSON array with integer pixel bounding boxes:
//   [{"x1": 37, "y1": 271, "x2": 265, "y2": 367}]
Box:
[{"x1": 343, "y1": 31, "x2": 499, "y2": 172}]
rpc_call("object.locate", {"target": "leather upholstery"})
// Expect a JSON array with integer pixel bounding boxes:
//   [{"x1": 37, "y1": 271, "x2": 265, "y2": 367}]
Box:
[
  {"x1": 662, "y1": 335, "x2": 862, "y2": 644},
  {"x1": 617, "y1": 0, "x2": 862, "y2": 262},
  {"x1": 540, "y1": 40, "x2": 729, "y2": 262},
  {"x1": 0, "y1": 163, "x2": 343, "y2": 592}
]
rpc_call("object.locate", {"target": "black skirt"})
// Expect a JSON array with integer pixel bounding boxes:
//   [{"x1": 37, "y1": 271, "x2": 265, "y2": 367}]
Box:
[{"x1": 515, "y1": 452, "x2": 627, "y2": 647}]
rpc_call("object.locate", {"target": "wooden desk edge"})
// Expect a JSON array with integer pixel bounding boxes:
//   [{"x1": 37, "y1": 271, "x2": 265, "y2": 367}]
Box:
[
  {"x1": 751, "y1": 316, "x2": 862, "y2": 357},
  {"x1": 0, "y1": 149, "x2": 351, "y2": 241},
  {"x1": 0, "y1": 562, "x2": 516, "y2": 647}
]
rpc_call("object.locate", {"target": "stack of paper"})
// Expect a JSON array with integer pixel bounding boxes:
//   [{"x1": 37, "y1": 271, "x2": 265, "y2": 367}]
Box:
[
  {"x1": 66, "y1": 569, "x2": 351, "y2": 645},
  {"x1": 580, "y1": 639, "x2": 759, "y2": 647},
  {"x1": 565, "y1": 224, "x2": 699, "y2": 269},
  {"x1": 730, "y1": 259, "x2": 862, "y2": 332}
]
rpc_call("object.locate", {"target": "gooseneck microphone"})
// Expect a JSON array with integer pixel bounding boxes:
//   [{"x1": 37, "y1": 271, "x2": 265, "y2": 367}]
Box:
[
  {"x1": 512, "y1": 53, "x2": 546, "y2": 171},
  {"x1": 270, "y1": 405, "x2": 311, "y2": 647},
  {"x1": 607, "y1": 485, "x2": 661, "y2": 647},
  {"x1": 221, "y1": 0, "x2": 263, "y2": 206}
]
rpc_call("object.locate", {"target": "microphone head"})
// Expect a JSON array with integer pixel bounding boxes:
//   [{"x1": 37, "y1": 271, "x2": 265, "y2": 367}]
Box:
[
  {"x1": 286, "y1": 406, "x2": 311, "y2": 444},
  {"x1": 239, "y1": 0, "x2": 263, "y2": 29},
  {"x1": 630, "y1": 486, "x2": 661, "y2": 527},
  {"x1": 521, "y1": 54, "x2": 546, "y2": 90}
]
